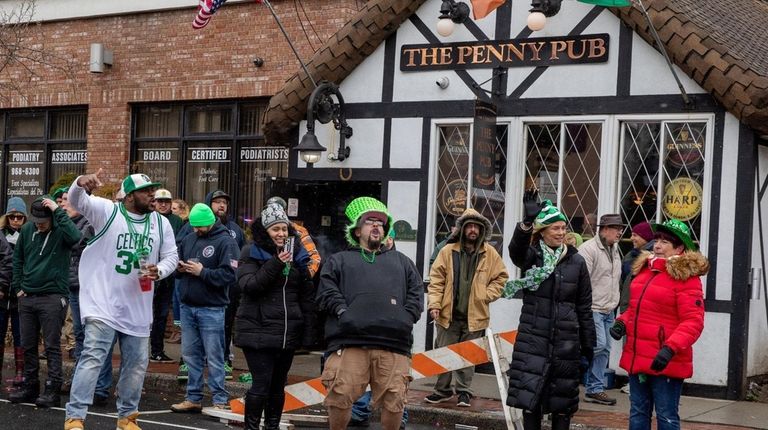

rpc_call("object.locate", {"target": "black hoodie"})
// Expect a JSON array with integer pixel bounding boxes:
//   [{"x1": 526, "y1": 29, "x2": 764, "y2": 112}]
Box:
[{"x1": 177, "y1": 221, "x2": 240, "y2": 307}]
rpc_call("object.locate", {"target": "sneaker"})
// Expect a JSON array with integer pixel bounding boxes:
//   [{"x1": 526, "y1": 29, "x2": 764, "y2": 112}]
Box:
[
  {"x1": 213, "y1": 403, "x2": 230, "y2": 410},
  {"x1": 348, "y1": 417, "x2": 370, "y2": 427},
  {"x1": 64, "y1": 418, "x2": 85, "y2": 430},
  {"x1": 224, "y1": 362, "x2": 233, "y2": 380},
  {"x1": 457, "y1": 392, "x2": 472, "y2": 407},
  {"x1": 177, "y1": 363, "x2": 189, "y2": 381},
  {"x1": 170, "y1": 400, "x2": 203, "y2": 413},
  {"x1": 584, "y1": 391, "x2": 617, "y2": 405},
  {"x1": 424, "y1": 393, "x2": 452, "y2": 404},
  {"x1": 621, "y1": 384, "x2": 630, "y2": 394},
  {"x1": 149, "y1": 352, "x2": 175, "y2": 363},
  {"x1": 116, "y1": 412, "x2": 141, "y2": 430}
]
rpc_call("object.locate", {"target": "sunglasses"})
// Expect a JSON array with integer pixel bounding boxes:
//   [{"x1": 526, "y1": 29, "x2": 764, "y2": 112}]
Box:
[{"x1": 8, "y1": 215, "x2": 25, "y2": 221}]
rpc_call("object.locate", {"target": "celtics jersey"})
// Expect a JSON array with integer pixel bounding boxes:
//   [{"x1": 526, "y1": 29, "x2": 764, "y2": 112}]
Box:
[{"x1": 69, "y1": 182, "x2": 178, "y2": 337}]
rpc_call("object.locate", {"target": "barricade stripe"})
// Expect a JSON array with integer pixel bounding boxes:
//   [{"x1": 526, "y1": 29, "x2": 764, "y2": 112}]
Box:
[
  {"x1": 410, "y1": 352, "x2": 449, "y2": 377},
  {"x1": 499, "y1": 331, "x2": 518, "y2": 344},
  {"x1": 283, "y1": 392, "x2": 305, "y2": 412},
  {"x1": 447, "y1": 338, "x2": 489, "y2": 365},
  {"x1": 306, "y1": 378, "x2": 328, "y2": 396}
]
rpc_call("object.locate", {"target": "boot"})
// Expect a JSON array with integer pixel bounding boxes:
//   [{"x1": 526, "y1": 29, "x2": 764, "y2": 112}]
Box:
[
  {"x1": 244, "y1": 393, "x2": 267, "y2": 430},
  {"x1": 264, "y1": 393, "x2": 285, "y2": 430},
  {"x1": 9, "y1": 380, "x2": 39, "y2": 403},
  {"x1": 522, "y1": 410, "x2": 542, "y2": 430},
  {"x1": 0, "y1": 344, "x2": 4, "y2": 384},
  {"x1": 550, "y1": 413, "x2": 571, "y2": 430},
  {"x1": 13, "y1": 347, "x2": 24, "y2": 387},
  {"x1": 35, "y1": 380, "x2": 61, "y2": 408}
]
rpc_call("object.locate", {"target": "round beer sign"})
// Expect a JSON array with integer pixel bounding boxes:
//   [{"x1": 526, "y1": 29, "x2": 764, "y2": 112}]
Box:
[{"x1": 662, "y1": 177, "x2": 703, "y2": 221}]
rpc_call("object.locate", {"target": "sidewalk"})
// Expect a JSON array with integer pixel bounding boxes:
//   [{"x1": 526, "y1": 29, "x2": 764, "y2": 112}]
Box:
[{"x1": 35, "y1": 342, "x2": 768, "y2": 430}]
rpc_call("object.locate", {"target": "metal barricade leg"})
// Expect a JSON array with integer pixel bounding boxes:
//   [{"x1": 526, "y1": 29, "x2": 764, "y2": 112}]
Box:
[{"x1": 485, "y1": 328, "x2": 524, "y2": 430}]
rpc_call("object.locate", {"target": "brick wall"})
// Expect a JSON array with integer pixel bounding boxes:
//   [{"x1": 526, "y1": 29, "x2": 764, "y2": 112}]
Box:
[{"x1": 0, "y1": 1, "x2": 360, "y2": 186}]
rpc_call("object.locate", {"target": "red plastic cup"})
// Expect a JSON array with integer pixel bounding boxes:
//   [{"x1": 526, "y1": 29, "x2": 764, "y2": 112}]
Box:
[{"x1": 139, "y1": 277, "x2": 152, "y2": 292}]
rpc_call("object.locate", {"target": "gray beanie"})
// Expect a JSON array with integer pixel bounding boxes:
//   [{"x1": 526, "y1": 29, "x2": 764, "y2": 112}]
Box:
[
  {"x1": 6, "y1": 197, "x2": 27, "y2": 216},
  {"x1": 261, "y1": 203, "x2": 289, "y2": 229}
]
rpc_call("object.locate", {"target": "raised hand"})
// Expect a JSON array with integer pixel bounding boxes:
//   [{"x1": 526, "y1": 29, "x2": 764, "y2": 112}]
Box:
[
  {"x1": 522, "y1": 189, "x2": 541, "y2": 225},
  {"x1": 77, "y1": 168, "x2": 104, "y2": 193}
]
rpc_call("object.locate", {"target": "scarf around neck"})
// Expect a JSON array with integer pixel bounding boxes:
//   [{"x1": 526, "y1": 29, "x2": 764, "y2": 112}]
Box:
[{"x1": 502, "y1": 240, "x2": 565, "y2": 298}]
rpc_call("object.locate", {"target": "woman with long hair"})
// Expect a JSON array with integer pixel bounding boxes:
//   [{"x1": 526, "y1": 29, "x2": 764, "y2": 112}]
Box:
[
  {"x1": 235, "y1": 203, "x2": 316, "y2": 430},
  {"x1": 503, "y1": 194, "x2": 596, "y2": 430}
]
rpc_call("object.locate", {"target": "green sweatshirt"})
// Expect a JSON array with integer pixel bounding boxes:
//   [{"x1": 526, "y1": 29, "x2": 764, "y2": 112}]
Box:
[{"x1": 11, "y1": 197, "x2": 81, "y2": 295}]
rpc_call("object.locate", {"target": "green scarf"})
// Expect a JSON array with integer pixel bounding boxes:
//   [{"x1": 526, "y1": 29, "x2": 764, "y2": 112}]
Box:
[{"x1": 502, "y1": 240, "x2": 564, "y2": 298}]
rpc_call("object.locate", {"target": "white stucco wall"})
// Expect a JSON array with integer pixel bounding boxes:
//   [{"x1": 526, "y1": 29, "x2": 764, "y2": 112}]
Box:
[{"x1": 748, "y1": 145, "x2": 768, "y2": 377}]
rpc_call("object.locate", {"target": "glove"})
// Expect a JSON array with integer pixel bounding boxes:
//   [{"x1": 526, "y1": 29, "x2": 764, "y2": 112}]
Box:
[
  {"x1": 522, "y1": 190, "x2": 542, "y2": 225},
  {"x1": 609, "y1": 321, "x2": 626, "y2": 340},
  {"x1": 582, "y1": 347, "x2": 594, "y2": 363},
  {"x1": 650, "y1": 345, "x2": 675, "y2": 371}
]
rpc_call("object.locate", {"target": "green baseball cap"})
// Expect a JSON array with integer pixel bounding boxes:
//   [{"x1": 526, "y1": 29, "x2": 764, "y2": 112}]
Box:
[
  {"x1": 122, "y1": 174, "x2": 161, "y2": 195},
  {"x1": 652, "y1": 219, "x2": 697, "y2": 251}
]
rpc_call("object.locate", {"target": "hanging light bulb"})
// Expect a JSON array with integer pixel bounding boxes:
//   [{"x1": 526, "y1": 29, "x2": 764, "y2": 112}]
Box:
[
  {"x1": 527, "y1": 11, "x2": 547, "y2": 31},
  {"x1": 436, "y1": 17, "x2": 456, "y2": 37}
]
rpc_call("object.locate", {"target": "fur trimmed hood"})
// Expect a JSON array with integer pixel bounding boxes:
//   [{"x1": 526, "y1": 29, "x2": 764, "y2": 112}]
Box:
[
  {"x1": 631, "y1": 250, "x2": 710, "y2": 281},
  {"x1": 447, "y1": 207, "x2": 493, "y2": 244}
]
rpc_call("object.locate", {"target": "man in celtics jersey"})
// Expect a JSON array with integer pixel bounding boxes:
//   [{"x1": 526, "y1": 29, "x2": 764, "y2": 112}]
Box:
[{"x1": 64, "y1": 169, "x2": 178, "y2": 430}]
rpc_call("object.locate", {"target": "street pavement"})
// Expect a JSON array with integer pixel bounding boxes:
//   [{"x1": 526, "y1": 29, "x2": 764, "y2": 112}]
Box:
[{"x1": 3, "y1": 344, "x2": 768, "y2": 429}]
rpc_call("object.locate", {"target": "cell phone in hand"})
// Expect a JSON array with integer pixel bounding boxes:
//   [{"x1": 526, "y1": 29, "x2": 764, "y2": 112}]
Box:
[{"x1": 282, "y1": 237, "x2": 295, "y2": 259}]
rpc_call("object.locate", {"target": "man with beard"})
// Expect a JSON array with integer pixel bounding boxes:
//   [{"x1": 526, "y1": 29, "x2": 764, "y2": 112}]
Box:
[
  {"x1": 170, "y1": 203, "x2": 239, "y2": 413},
  {"x1": 10, "y1": 196, "x2": 80, "y2": 408},
  {"x1": 64, "y1": 171, "x2": 178, "y2": 430},
  {"x1": 317, "y1": 197, "x2": 423, "y2": 430},
  {"x1": 175, "y1": 189, "x2": 243, "y2": 380},
  {"x1": 425, "y1": 208, "x2": 508, "y2": 408}
]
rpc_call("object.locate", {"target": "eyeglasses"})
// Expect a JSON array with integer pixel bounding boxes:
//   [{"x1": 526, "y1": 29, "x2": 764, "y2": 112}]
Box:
[
  {"x1": 8, "y1": 215, "x2": 25, "y2": 221},
  {"x1": 363, "y1": 219, "x2": 385, "y2": 228}
]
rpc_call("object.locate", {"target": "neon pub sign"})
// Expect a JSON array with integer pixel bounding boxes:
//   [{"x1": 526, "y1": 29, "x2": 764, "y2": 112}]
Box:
[{"x1": 400, "y1": 34, "x2": 609, "y2": 71}]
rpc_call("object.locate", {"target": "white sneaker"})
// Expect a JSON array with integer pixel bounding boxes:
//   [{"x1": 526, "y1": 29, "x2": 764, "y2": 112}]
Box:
[{"x1": 621, "y1": 384, "x2": 630, "y2": 394}]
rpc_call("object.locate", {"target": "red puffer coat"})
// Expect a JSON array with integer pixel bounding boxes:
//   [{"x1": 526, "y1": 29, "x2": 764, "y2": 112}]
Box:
[{"x1": 617, "y1": 251, "x2": 709, "y2": 379}]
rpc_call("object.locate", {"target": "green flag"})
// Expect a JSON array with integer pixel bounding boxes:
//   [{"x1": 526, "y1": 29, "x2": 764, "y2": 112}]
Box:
[{"x1": 578, "y1": 0, "x2": 632, "y2": 6}]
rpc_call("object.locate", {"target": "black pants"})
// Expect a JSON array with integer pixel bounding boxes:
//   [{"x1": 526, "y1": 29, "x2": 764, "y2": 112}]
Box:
[
  {"x1": 18, "y1": 294, "x2": 67, "y2": 385},
  {"x1": 224, "y1": 292, "x2": 240, "y2": 363},
  {"x1": 241, "y1": 347, "x2": 295, "y2": 397},
  {"x1": 150, "y1": 280, "x2": 174, "y2": 355}
]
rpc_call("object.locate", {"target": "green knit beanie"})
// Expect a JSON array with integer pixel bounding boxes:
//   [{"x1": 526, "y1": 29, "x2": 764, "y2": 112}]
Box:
[
  {"x1": 533, "y1": 200, "x2": 568, "y2": 232},
  {"x1": 189, "y1": 203, "x2": 216, "y2": 227},
  {"x1": 344, "y1": 197, "x2": 393, "y2": 246}
]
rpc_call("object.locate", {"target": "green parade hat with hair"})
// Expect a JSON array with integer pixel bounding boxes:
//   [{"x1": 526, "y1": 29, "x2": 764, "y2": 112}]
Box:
[
  {"x1": 652, "y1": 219, "x2": 697, "y2": 251},
  {"x1": 533, "y1": 200, "x2": 568, "y2": 232},
  {"x1": 344, "y1": 196, "x2": 393, "y2": 246}
]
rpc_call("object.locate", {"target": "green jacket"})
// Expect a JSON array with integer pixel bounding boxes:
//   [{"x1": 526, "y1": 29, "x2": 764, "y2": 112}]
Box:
[
  {"x1": 161, "y1": 211, "x2": 184, "y2": 236},
  {"x1": 12, "y1": 198, "x2": 81, "y2": 295}
]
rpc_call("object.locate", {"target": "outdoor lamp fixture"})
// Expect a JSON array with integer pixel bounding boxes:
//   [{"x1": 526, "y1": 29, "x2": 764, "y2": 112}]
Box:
[
  {"x1": 436, "y1": 0, "x2": 470, "y2": 37},
  {"x1": 527, "y1": 0, "x2": 563, "y2": 31},
  {"x1": 295, "y1": 81, "x2": 353, "y2": 164},
  {"x1": 89, "y1": 43, "x2": 113, "y2": 73}
]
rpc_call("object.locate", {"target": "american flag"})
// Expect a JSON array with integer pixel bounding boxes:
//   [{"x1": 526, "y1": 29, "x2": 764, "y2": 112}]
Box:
[{"x1": 193, "y1": 0, "x2": 263, "y2": 29}]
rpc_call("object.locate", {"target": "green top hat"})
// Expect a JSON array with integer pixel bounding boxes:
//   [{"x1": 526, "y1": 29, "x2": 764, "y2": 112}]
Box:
[
  {"x1": 344, "y1": 196, "x2": 393, "y2": 246},
  {"x1": 652, "y1": 219, "x2": 697, "y2": 251}
]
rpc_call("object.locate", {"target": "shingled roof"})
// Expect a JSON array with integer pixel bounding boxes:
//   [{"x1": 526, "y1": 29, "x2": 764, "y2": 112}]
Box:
[
  {"x1": 264, "y1": 0, "x2": 768, "y2": 142},
  {"x1": 263, "y1": 0, "x2": 427, "y2": 142}
]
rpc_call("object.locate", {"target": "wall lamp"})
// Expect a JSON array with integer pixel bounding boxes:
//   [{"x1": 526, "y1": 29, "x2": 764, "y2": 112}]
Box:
[
  {"x1": 436, "y1": 0, "x2": 470, "y2": 37},
  {"x1": 527, "y1": 0, "x2": 563, "y2": 31},
  {"x1": 89, "y1": 43, "x2": 113, "y2": 73},
  {"x1": 294, "y1": 81, "x2": 353, "y2": 164}
]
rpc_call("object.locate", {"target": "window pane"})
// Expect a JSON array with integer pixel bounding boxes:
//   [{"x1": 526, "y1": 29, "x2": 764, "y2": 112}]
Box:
[
  {"x1": 184, "y1": 142, "x2": 232, "y2": 206},
  {"x1": 470, "y1": 124, "x2": 507, "y2": 253},
  {"x1": 434, "y1": 125, "x2": 470, "y2": 244},
  {"x1": 618, "y1": 122, "x2": 662, "y2": 241},
  {"x1": 525, "y1": 123, "x2": 560, "y2": 203},
  {"x1": 50, "y1": 144, "x2": 87, "y2": 184},
  {"x1": 237, "y1": 140, "x2": 289, "y2": 225},
  {"x1": 133, "y1": 142, "x2": 180, "y2": 197},
  {"x1": 661, "y1": 122, "x2": 706, "y2": 242},
  {"x1": 186, "y1": 107, "x2": 233, "y2": 134},
  {"x1": 6, "y1": 144, "x2": 45, "y2": 209},
  {"x1": 239, "y1": 104, "x2": 265, "y2": 136},
  {"x1": 50, "y1": 111, "x2": 87, "y2": 140},
  {"x1": 135, "y1": 106, "x2": 181, "y2": 138},
  {"x1": 9, "y1": 114, "x2": 44, "y2": 139}
]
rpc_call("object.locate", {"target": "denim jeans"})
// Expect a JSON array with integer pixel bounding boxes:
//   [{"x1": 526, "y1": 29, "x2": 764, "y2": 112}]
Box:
[
  {"x1": 629, "y1": 374, "x2": 683, "y2": 430},
  {"x1": 351, "y1": 390, "x2": 409, "y2": 425},
  {"x1": 19, "y1": 294, "x2": 68, "y2": 385},
  {"x1": 180, "y1": 304, "x2": 228, "y2": 405},
  {"x1": 94, "y1": 335, "x2": 117, "y2": 399},
  {"x1": 150, "y1": 279, "x2": 174, "y2": 355},
  {"x1": 66, "y1": 318, "x2": 149, "y2": 419},
  {"x1": 585, "y1": 311, "x2": 614, "y2": 394},
  {"x1": 69, "y1": 291, "x2": 85, "y2": 361},
  {"x1": 172, "y1": 279, "x2": 181, "y2": 323}
]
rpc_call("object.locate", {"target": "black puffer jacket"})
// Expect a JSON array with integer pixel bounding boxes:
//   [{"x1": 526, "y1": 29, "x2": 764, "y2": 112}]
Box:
[
  {"x1": 0, "y1": 233, "x2": 13, "y2": 309},
  {"x1": 234, "y1": 221, "x2": 316, "y2": 350},
  {"x1": 506, "y1": 223, "x2": 595, "y2": 415}
]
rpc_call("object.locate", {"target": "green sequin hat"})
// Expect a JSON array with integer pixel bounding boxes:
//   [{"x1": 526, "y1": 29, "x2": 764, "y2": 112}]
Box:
[
  {"x1": 533, "y1": 200, "x2": 568, "y2": 232},
  {"x1": 652, "y1": 219, "x2": 697, "y2": 251},
  {"x1": 344, "y1": 196, "x2": 393, "y2": 246}
]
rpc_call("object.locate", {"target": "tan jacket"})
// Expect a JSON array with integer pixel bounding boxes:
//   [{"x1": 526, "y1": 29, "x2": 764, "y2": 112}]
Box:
[
  {"x1": 578, "y1": 236, "x2": 621, "y2": 313},
  {"x1": 427, "y1": 208, "x2": 508, "y2": 332}
]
